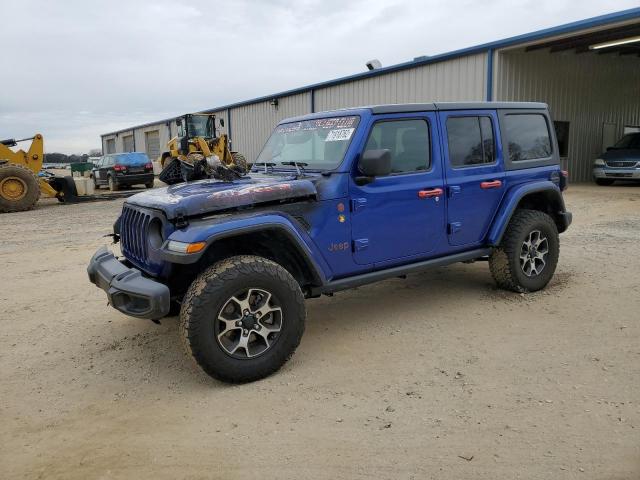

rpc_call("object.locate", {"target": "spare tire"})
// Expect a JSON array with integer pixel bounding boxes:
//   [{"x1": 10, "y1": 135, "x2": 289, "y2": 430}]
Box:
[{"x1": 0, "y1": 163, "x2": 41, "y2": 213}]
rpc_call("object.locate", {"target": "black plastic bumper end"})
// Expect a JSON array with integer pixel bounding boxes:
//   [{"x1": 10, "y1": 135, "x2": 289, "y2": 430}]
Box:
[{"x1": 87, "y1": 247, "x2": 170, "y2": 320}]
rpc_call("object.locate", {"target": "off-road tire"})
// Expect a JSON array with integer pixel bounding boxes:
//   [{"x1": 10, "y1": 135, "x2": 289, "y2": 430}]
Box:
[
  {"x1": 595, "y1": 178, "x2": 614, "y2": 186},
  {"x1": 231, "y1": 152, "x2": 248, "y2": 173},
  {"x1": 180, "y1": 255, "x2": 306, "y2": 383},
  {"x1": 489, "y1": 209, "x2": 559, "y2": 293},
  {"x1": 108, "y1": 175, "x2": 119, "y2": 191},
  {"x1": 0, "y1": 163, "x2": 41, "y2": 213}
]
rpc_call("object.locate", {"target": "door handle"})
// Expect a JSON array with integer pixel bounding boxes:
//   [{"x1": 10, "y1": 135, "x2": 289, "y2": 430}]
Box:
[
  {"x1": 418, "y1": 188, "x2": 443, "y2": 199},
  {"x1": 480, "y1": 180, "x2": 502, "y2": 189}
]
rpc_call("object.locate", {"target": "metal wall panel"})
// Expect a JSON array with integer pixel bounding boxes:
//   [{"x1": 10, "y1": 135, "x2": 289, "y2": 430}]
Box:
[
  {"x1": 495, "y1": 48, "x2": 640, "y2": 181},
  {"x1": 315, "y1": 53, "x2": 487, "y2": 111},
  {"x1": 134, "y1": 123, "x2": 171, "y2": 159},
  {"x1": 229, "y1": 92, "x2": 311, "y2": 162}
]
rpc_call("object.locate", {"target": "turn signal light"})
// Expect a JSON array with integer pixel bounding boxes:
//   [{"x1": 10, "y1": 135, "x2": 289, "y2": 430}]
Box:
[
  {"x1": 167, "y1": 240, "x2": 206, "y2": 254},
  {"x1": 185, "y1": 242, "x2": 206, "y2": 254}
]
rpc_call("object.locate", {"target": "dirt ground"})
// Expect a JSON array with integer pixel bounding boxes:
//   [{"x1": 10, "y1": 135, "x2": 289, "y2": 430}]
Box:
[{"x1": 1, "y1": 183, "x2": 638, "y2": 480}]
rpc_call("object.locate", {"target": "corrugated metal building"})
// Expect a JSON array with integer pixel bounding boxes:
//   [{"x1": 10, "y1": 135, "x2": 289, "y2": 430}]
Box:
[{"x1": 101, "y1": 8, "x2": 640, "y2": 182}]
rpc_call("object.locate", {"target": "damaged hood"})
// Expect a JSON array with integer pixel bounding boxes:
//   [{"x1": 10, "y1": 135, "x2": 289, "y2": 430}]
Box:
[{"x1": 125, "y1": 173, "x2": 318, "y2": 220}]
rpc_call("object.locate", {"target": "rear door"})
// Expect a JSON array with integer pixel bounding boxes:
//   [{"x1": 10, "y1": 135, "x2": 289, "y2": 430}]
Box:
[
  {"x1": 349, "y1": 113, "x2": 446, "y2": 266},
  {"x1": 439, "y1": 110, "x2": 505, "y2": 246}
]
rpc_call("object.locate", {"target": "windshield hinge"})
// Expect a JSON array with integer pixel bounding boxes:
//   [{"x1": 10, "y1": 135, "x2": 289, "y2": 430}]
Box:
[{"x1": 174, "y1": 210, "x2": 189, "y2": 229}]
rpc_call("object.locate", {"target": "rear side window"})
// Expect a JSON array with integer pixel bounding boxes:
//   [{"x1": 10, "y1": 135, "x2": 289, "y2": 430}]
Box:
[
  {"x1": 504, "y1": 114, "x2": 552, "y2": 161},
  {"x1": 446, "y1": 116, "x2": 495, "y2": 167},
  {"x1": 364, "y1": 119, "x2": 430, "y2": 174}
]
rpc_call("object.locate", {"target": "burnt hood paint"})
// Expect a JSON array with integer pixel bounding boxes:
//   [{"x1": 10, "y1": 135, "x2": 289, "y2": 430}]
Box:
[{"x1": 126, "y1": 173, "x2": 318, "y2": 220}]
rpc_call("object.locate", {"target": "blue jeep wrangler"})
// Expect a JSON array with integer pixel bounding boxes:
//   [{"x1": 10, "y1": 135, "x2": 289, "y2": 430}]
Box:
[{"x1": 88, "y1": 102, "x2": 571, "y2": 383}]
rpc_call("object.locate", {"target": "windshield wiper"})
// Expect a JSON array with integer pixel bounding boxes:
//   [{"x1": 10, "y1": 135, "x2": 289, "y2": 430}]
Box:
[
  {"x1": 281, "y1": 161, "x2": 308, "y2": 176},
  {"x1": 253, "y1": 162, "x2": 276, "y2": 173}
]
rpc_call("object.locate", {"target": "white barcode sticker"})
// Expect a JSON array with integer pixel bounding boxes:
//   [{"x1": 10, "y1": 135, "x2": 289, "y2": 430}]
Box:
[{"x1": 325, "y1": 128, "x2": 355, "y2": 142}]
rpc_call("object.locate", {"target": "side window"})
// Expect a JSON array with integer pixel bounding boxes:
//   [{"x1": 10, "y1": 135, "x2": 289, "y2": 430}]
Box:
[
  {"x1": 364, "y1": 119, "x2": 430, "y2": 174},
  {"x1": 446, "y1": 116, "x2": 495, "y2": 168},
  {"x1": 504, "y1": 114, "x2": 552, "y2": 161}
]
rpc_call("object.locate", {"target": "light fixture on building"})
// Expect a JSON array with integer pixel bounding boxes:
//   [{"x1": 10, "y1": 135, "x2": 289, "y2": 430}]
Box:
[
  {"x1": 589, "y1": 35, "x2": 640, "y2": 50},
  {"x1": 270, "y1": 98, "x2": 279, "y2": 109},
  {"x1": 366, "y1": 59, "x2": 382, "y2": 71}
]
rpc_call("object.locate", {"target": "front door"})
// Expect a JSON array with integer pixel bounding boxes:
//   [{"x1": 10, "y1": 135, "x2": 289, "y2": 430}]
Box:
[
  {"x1": 439, "y1": 110, "x2": 505, "y2": 246},
  {"x1": 350, "y1": 113, "x2": 446, "y2": 266}
]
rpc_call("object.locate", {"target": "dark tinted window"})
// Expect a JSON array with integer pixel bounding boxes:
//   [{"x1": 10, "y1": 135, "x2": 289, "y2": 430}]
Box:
[
  {"x1": 505, "y1": 114, "x2": 552, "y2": 161},
  {"x1": 447, "y1": 116, "x2": 495, "y2": 167},
  {"x1": 364, "y1": 119, "x2": 430, "y2": 174},
  {"x1": 613, "y1": 133, "x2": 640, "y2": 149}
]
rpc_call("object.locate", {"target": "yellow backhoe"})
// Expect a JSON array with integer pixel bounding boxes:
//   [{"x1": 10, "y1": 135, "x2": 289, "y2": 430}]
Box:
[
  {"x1": 0, "y1": 134, "x2": 77, "y2": 213},
  {"x1": 159, "y1": 113, "x2": 248, "y2": 184}
]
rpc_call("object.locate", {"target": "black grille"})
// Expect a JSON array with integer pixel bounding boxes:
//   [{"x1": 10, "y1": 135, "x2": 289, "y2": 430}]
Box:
[
  {"x1": 606, "y1": 160, "x2": 637, "y2": 168},
  {"x1": 120, "y1": 205, "x2": 151, "y2": 264}
]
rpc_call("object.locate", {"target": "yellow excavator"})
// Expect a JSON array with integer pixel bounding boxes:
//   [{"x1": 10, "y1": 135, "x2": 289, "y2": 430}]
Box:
[
  {"x1": 0, "y1": 134, "x2": 78, "y2": 213},
  {"x1": 159, "y1": 113, "x2": 248, "y2": 184}
]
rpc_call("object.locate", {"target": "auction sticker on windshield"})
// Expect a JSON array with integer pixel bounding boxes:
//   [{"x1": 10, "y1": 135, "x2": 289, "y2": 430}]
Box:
[{"x1": 325, "y1": 128, "x2": 355, "y2": 142}]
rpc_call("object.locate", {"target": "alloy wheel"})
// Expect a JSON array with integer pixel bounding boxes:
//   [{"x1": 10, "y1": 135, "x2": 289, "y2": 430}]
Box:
[
  {"x1": 519, "y1": 230, "x2": 548, "y2": 277},
  {"x1": 215, "y1": 288, "x2": 283, "y2": 359}
]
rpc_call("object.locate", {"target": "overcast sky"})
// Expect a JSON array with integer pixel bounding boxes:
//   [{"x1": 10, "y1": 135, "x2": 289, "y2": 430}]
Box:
[{"x1": 1, "y1": 0, "x2": 637, "y2": 153}]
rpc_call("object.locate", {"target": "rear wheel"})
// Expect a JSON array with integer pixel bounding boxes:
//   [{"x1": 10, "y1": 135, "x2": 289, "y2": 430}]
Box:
[
  {"x1": 0, "y1": 163, "x2": 40, "y2": 213},
  {"x1": 180, "y1": 255, "x2": 306, "y2": 383},
  {"x1": 595, "y1": 178, "x2": 614, "y2": 186},
  {"x1": 489, "y1": 209, "x2": 559, "y2": 293},
  {"x1": 108, "y1": 175, "x2": 118, "y2": 191}
]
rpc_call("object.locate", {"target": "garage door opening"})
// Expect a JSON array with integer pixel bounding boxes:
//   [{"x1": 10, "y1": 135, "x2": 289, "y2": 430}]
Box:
[{"x1": 495, "y1": 22, "x2": 640, "y2": 181}]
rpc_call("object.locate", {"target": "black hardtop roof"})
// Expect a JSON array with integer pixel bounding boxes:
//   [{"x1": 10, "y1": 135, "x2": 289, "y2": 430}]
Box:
[
  {"x1": 283, "y1": 102, "x2": 549, "y2": 123},
  {"x1": 368, "y1": 101, "x2": 548, "y2": 114}
]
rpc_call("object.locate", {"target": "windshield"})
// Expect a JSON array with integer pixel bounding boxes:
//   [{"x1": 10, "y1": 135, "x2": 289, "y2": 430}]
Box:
[
  {"x1": 256, "y1": 116, "x2": 360, "y2": 170},
  {"x1": 187, "y1": 115, "x2": 214, "y2": 138},
  {"x1": 613, "y1": 133, "x2": 640, "y2": 150}
]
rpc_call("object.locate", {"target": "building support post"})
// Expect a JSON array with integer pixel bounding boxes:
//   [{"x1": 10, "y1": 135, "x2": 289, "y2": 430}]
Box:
[{"x1": 486, "y1": 48, "x2": 494, "y2": 101}]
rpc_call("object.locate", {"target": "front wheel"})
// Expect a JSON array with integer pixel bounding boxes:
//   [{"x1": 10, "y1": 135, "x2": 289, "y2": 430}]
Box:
[
  {"x1": 489, "y1": 209, "x2": 559, "y2": 293},
  {"x1": 179, "y1": 255, "x2": 306, "y2": 383}
]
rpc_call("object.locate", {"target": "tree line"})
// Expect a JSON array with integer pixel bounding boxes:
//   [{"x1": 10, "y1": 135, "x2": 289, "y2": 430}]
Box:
[{"x1": 44, "y1": 149, "x2": 102, "y2": 164}]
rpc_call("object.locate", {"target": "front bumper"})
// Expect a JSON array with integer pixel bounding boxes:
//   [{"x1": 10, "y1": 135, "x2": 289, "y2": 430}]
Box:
[
  {"x1": 87, "y1": 246, "x2": 170, "y2": 320},
  {"x1": 593, "y1": 168, "x2": 640, "y2": 180}
]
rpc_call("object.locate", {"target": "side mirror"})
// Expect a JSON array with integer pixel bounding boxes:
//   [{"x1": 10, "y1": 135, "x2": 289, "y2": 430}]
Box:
[{"x1": 357, "y1": 149, "x2": 391, "y2": 182}]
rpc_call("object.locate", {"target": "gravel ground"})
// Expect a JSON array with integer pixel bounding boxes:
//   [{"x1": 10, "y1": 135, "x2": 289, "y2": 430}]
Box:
[{"x1": 1, "y1": 183, "x2": 638, "y2": 479}]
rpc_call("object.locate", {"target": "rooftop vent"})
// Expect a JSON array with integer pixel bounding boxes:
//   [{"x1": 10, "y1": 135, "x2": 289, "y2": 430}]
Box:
[
  {"x1": 366, "y1": 59, "x2": 382, "y2": 71},
  {"x1": 413, "y1": 55, "x2": 429, "y2": 62}
]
